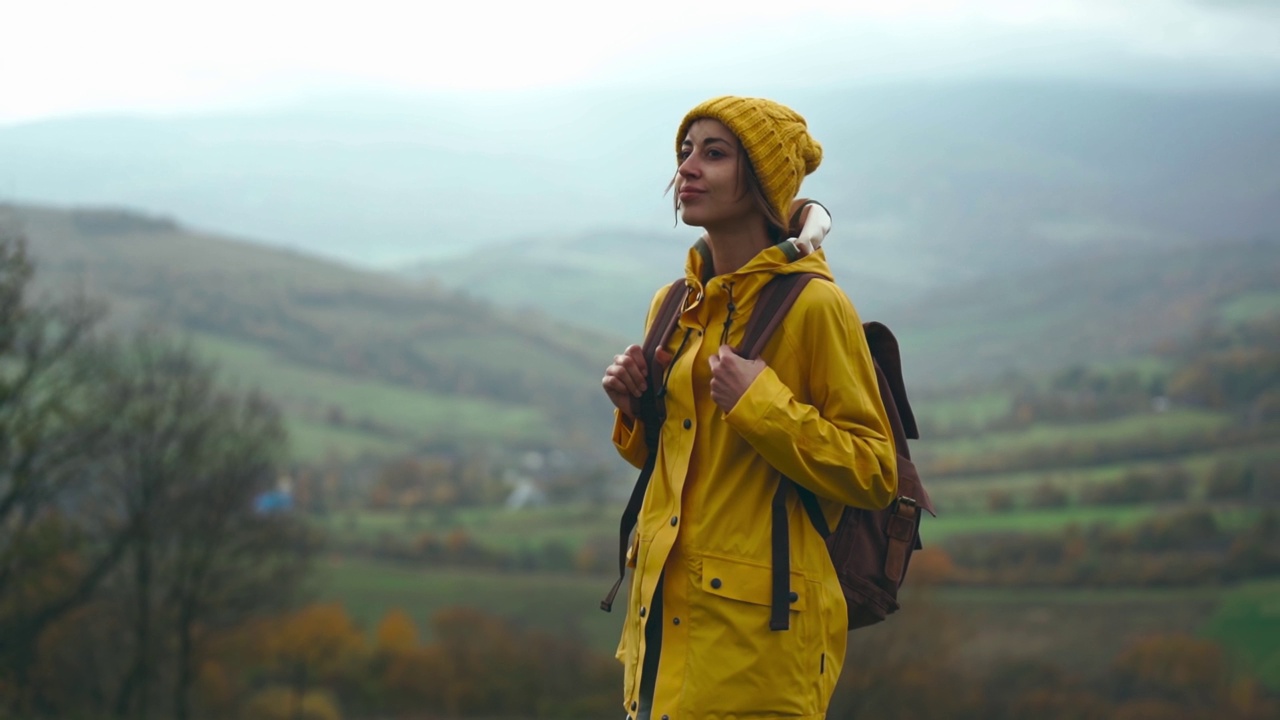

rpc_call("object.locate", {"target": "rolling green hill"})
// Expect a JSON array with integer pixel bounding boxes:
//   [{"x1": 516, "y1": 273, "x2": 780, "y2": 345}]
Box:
[
  {"x1": 415, "y1": 232, "x2": 1280, "y2": 391},
  {"x1": 6, "y1": 203, "x2": 622, "y2": 463},
  {"x1": 885, "y1": 237, "x2": 1280, "y2": 386},
  {"x1": 10, "y1": 200, "x2": 1278, "y2": 463}
]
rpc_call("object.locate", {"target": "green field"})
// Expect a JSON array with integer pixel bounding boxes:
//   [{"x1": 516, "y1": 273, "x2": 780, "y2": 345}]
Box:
[
  {"x1": 326, "y1": 491, "x2": 1269, "y2": 555},
  {"x1": 1218, "y1": 291, "x2": 1280, "y2": 324},
  {"x1": 315, "y1": 558, "x2": 626, "y2": 654},
  {"x1": 920, "y1": 408, "x2": 1230, "y2": 461},
  {"x1": 315, "y1": 558, "x2": 1280, "y2": 688},
  {"x1": 924, "y1": 440, "x2": 1280, "y2": 513},
  {"x1": 1202, "y1": 579, "x2": 1280, "y2": 690},
  {"x1": 190, "y1": 332, "x2": 552, "y2": 460},
  {"x1": 322, "y1": 503, "x2": 617, "y2": 552},
  {"x1": 922, "y1": 504, "x2": 1161, "y2": 539}
]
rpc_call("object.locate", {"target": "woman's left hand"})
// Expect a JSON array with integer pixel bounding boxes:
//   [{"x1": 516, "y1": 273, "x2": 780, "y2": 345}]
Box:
[{"x1": 708, "y1": 345, "x2": 766, "y2": 412}]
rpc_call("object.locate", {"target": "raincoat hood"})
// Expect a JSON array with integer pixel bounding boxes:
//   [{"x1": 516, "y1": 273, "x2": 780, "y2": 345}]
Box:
[{"x1": 684, "y1": 237, "x2": 836, "y2": 290}]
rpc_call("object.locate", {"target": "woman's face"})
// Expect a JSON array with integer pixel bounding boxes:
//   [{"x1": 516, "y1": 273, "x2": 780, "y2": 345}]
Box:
[{"x1": 676, "y1": 118, "x2": 758, "y2": 229}]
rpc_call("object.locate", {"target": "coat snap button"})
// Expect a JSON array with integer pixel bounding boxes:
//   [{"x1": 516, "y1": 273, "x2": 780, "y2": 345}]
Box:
[
  {"x1": 710, "y1": 578, "x2": 722, "y2": 589},
  {"x1": 670, "y1": 516, "x2": 678, "y2": 526},
  {"x1": 682, "y1": 418, "x2": 692, "y2": 429},
  {"x1": 639, "y1": 606, "x2": 646, "y2": 617},
  {"x1": 631, "y1": 701, "x2": 638, "y2": 711},
  {"x1": 662, "y1": 715, "x2": 670, "y2": 720},
  {"x1": 672, "y1": 617, "x2": 681, "y2": 625},
  {"x1": 789, "y1": 591, "x2": 799, "y2": 603}
]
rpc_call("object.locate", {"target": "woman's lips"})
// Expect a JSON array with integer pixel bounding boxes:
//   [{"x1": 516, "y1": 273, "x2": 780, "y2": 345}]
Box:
[{"x1": 678, "y1": 189, "x2": 705, "y2": 200}]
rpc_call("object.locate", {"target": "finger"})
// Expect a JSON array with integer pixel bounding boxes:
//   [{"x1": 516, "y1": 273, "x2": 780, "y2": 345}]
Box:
[
  {"x1": 619, "y1": 354, "x2": 648, "y2": 394},
  {"x1": 623, "y1": 344, "x2": 646, "y2": 368},
  {"x1": 603, "y1": 375, "x2": 632, "y2": 401},
  {"x1": 623, "y1": 345, "x2": 649, "y2": 385},
  {"x1": 606, "y1": 364, "x2": 643, "y2": 397}
]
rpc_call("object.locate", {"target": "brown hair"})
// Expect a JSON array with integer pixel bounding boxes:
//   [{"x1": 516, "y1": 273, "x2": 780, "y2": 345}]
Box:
[{"x1": 667, "y1": 137, "x2": 787, "y2": 243}]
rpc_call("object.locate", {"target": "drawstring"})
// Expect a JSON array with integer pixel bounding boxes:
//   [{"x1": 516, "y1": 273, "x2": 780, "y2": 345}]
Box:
[
  {"x1": 719, "y1": 282, "x2": 737, "y2": 346},
  {"x1": 659, "y1": 327, "x2": 693, "y2": 400}
]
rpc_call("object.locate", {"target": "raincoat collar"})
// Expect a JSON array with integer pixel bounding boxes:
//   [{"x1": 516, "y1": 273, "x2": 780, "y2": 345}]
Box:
[{"x1": 685, "y1": 237, "x2": 836, "y2": 292}]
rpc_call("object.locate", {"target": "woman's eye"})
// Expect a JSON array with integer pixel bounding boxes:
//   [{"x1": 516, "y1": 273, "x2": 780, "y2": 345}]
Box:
[{"x1": 678, "y1": 150, "x2": 691, "y2": 160}]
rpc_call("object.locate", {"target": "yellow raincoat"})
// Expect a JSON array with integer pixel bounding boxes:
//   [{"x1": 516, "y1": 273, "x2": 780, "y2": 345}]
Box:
[{"x1": 611, "y1": 240, "x2": 898, "y2": 720}]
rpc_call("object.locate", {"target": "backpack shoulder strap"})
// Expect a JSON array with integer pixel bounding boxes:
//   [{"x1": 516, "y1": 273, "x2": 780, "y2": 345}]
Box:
[
  {"x1": 635, "y1": 278, "x2": 689, "y2": 447},
  {"x1": 862, "y1": 322, "x2": 918, "y2": 441},
  {"x1": 736, "y1": 272, "x2": 823, "y2": 360},
  {"x1": 601, "y1": 278, "x2": 685, "y2": 613}
]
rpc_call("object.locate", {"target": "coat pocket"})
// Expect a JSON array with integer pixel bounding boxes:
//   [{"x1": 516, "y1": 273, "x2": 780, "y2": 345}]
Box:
[
  {"x1": 701, "y1": 555, "x2": 809, "y2": 612},
  {"x1": 686, "y1": 554, "x2": 820, "y2": 718}
]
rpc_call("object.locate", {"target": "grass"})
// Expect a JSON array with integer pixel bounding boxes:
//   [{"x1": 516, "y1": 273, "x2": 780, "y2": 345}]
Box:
[
  {"x1": 920, "y1": 408, "x2": 1231, "y2": 460},
  {"x1": 325, "y1": 499, "x2": 1272, "y2": 575},
  {"x1": 924, "y1": 439, "x2": 1280, "y2": 515},
  {"x1": 313, "y1": 557, "x2": 625, "y2": 654},
  {"x1": 922, "y1": 504, "x2": 1160, "y2": 540},
  {"x1": 314, "y1": 556, "x2": 1280, "y2": 687},
  {"x1": 190, "y1": 332, "x2": 552, "y2": 460},
  {"x1": 916, "y1": 388, "x2": 1013, "y2": 429},
  {"x1": 1201, "y1": 579, "x2": 1280, "y2": 690},
  {"x1": 321, "y1": 504, "x2": 617, "y2": 553},
  {"x1": 286, "y1": 419, "x2": 416, "y2": 462},
  {"x1": 1219, "y1": 291, "x2": 1280, "y2": 325}
]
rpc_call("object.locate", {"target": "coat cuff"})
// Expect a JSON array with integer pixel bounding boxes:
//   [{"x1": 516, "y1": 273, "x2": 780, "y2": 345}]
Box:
[
  {"x1": 612, "y1": 410, "x2": 649, "y2": 469},
  {"x1": 723, "y1": 366, "x2": 790, "y2": 439}
]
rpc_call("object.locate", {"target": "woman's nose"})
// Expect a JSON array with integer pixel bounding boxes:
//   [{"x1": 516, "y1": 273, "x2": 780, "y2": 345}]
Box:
[{"x1": 678, "y1": 157, "x2": 699, "y2": 178}]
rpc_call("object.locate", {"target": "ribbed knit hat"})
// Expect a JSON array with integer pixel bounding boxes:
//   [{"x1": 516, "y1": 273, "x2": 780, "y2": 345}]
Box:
[{"x1": 676, "y1": 96, "x2": 823, "y2": 225}]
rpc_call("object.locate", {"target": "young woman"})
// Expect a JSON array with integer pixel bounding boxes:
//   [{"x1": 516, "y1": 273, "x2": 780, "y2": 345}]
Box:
[{"x1": 601, "y1": 96, "x2": 899, "y2": 719}]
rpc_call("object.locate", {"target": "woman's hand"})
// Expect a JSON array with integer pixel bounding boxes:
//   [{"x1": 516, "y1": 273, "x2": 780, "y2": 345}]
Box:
[
  {"x1": 602, "y1": 345, "x2": 648, "y2": 419},
  {"x1": 708, "y1": 345, "x2": 766, "y2": 413},
  {"x1": 787, "y1": 200, "x2": 831, "y2": 256}
]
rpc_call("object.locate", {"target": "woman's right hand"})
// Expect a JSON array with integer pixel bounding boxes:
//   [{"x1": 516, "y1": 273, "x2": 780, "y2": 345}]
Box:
[{"x1": 602, "y1": 345, "x2": 649, "y2": 419}]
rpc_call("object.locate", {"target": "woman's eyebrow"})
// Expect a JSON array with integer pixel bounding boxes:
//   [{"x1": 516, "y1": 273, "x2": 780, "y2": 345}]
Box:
[{"x1": 684, "y1": 137, "x2": 733, "y2": 148}]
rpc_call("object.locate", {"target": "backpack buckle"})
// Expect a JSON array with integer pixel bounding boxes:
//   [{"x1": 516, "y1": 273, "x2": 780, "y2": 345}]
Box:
[{"x1": 896, "y1": 496, "x2": 918, "y2": 509}]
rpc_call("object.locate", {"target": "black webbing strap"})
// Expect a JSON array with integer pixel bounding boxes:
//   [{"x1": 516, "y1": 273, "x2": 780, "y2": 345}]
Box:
[
  {"x1": 735, "y1": 271, "x2": 821, "y2": 631},
  {"x1": 796, "y1": 485, "x2": 830, "y2": 539},
  {"x1": 601, "y1": 279, "x2": 687, "y2": 612},
  {"x1": 769, "y1": 480, "x2": 791, "y2": 631}
]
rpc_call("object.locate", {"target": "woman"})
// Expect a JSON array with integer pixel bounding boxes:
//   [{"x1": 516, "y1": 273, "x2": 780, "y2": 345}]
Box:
[{"x1": 601, "y1": 96, "x2": 899, "y2": 720}]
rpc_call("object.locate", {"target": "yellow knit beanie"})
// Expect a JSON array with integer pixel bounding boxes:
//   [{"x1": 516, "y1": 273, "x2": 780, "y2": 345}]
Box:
[{"x1": 675, "y1": 96, "x2": 823, "y2": 225}]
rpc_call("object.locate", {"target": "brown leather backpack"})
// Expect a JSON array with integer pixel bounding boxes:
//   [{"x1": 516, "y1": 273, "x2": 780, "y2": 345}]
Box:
[{"x1": 601, "y1": 270, "x2": 935, "y2": 632}]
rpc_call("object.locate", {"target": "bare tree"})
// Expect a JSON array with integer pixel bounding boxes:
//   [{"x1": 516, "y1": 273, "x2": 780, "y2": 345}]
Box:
[
  {"x1": 2, "y1": 221, "x2": 315, "y2": 719},
  {"x1": 0, "y1": 221, "x2": 124, "y2": 710},
  {"x1": 97, "y1": 334, "x2": 317, "y2": 720}
]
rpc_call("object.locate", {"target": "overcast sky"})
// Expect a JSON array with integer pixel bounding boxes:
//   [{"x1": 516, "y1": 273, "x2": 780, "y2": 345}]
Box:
[{"x1": 3, "y1": 0, "x2": 1279, "y2": 124}]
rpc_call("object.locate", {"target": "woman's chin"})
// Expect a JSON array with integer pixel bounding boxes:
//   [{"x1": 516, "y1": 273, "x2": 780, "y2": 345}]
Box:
[{"x1": 679, "y1": 209, "x2": 707, "y2": 228}]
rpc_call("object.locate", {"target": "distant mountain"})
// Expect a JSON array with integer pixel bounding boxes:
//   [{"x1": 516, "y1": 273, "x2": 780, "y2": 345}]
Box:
[
  {"x1": 2, "y1": 80, "x2": 1277, "y2": 285},
  {"x1": 5, "y1": 203, "x2": 621, "y2": 463}
]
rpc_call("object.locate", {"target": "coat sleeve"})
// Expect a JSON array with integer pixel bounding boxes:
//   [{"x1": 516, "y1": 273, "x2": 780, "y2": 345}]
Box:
[
  {"x1": 610, "y1": 286, "x2": 671, "y2": 469},
  {"x1": 723, "y1": 280, "x2": 898, "y2": 510}
]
